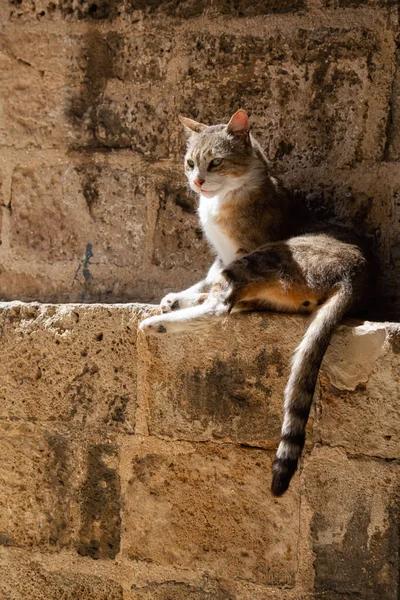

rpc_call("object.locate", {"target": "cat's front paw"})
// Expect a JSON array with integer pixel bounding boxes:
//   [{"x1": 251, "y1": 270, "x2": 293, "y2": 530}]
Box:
[
  {"x1": 139, "y1": 316, "x2": 169, "y2": 335},
  {"x1": 160, "y1": 293, "x2": 181, "y2": 313}
]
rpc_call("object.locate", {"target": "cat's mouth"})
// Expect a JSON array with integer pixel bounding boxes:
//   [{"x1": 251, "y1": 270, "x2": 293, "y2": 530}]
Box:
[{"x1": 200, "y1": 187, "x2": 219, "y2": 197}]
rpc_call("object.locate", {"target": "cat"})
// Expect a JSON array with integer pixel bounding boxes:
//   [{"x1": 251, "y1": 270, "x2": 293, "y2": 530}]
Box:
[{"x1": 139, "y1": 110, "x2": 373, "y2": 496}]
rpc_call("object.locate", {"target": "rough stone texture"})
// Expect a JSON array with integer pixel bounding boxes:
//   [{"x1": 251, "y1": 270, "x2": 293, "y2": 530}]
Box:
[
  {"x1": 0, "y1": 421, "x2": 75, "y2": 550},
  {"x1": 121, "y1": 437, "x2": 300, "y2": 587},
  {"x1": 0, "y1": 552, "x2": 124, "y2": 600},
  {"x1": 0, "y1": 303, "x2": 138, "y2": 429},
  {"x1": 0, "y1": 2, "x2": 398, "y2": 312},
  {"x1": 0, "y1": 304, "x2": 398, "y2": 598},
  {"x1": 317, "y1": 320, "x2": 400, "y2": 457},
  {"x1": 144, "y1": 313, "x2": 307, "y2": 445},
  {"x1": 303, "y1": 446, "x2": 399, "y2": 599}
]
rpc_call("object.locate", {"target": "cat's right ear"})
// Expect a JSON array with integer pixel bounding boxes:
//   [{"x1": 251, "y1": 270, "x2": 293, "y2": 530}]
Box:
[{"x1": 179, "y1": 116, "x2": 205, "y2": 134}]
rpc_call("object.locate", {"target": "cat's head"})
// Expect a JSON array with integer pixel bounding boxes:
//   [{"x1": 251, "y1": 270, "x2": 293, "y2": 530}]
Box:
[{"x1": 179, "y1": 110, "x2": 253, "y2": 198}]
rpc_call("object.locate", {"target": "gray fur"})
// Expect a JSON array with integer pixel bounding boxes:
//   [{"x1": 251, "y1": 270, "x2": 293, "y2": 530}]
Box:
[{"x1": 140, "y1": 111, "x2": 373, "y2": 496}]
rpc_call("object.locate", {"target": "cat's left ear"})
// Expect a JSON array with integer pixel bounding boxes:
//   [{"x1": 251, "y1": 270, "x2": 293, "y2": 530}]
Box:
[
  {"x1": 179, "y1": 115, "x2": 205, "y2": 134},
  {"x1": 227, "y1": 110, "x2": 250, "y2": 135}
]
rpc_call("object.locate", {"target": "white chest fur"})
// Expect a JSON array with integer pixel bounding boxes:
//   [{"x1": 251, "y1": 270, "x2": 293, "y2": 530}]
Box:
[{"x1": 198, "y1": 195, "x2": 239, "y2": 265}]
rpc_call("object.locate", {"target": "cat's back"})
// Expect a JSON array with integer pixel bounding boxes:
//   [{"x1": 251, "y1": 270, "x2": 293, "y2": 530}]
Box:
[{"x1": 198, "y1": 176, "x2": 301, "y2": 263}]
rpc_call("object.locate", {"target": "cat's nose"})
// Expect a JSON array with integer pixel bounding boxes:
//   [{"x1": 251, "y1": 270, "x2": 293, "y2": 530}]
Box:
[{"x1": 194, "y1": 177, "x2": 205, "y2": 188}]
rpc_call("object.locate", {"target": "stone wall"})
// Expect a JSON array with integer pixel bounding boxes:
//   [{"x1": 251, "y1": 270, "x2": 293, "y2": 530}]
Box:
[
  {"x1": 0, "y1": 302, "x2": 398, "y2": 598},
  {"x1": 0, "y1": 1, "x2": 399, "y2": 314}
]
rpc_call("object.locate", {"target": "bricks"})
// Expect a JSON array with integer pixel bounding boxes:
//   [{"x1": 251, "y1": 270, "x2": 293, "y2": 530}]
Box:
[
  {"x1": 121, "y1": 436, "x2": 300, "y2": 587},
  {"x1": 0, "y1": 7, "x2": 399, "y2": 308}
]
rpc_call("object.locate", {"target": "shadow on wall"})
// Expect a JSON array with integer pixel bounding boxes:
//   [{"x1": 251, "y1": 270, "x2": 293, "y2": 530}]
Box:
[{"x1": 0, "y1": 0, "x2": 399, "y2": 316}]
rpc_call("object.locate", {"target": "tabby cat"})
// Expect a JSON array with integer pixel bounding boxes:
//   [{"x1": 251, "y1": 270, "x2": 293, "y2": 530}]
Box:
[{"x1": 139, "y1": 110, "x2": 373, "y2": 496}]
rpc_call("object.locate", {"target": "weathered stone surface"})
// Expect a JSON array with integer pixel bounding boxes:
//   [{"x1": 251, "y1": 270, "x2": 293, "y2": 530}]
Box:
[
  {"x1": 322, "y1": 0, "x2": 397, "y2": 7},
  {"x1": 121, "y1": 436, "x2": 300, "y2": 586},
  {"x1": 285, "y1": 164, "x2": 400, "y2": 315},
  {"x1": 129, "y1": 581, "x2": 234, "y2": 600},
  {"x1": 0, "y1": 31, "x2": 76, "y2": 149},
  {"x1": 0, "y1": 11, "x2": 398, "y2": 308},
  {"x1": 0, "y1": 553, "x2": 123, "y2": 599},
  {"x1": 385, "y1": 47, "x2": 400, "y2": 161},
  {"x1": 0, "y1": 303, "x2": 398, "y2": 596},
  {"x1": 151, "y1": 171, "x2": 211, "y2": 272},
  {"x1": 7, "y1": 0, "x2": 122, "y2": 22},
  {"x1": 0, "y1": 421, "x2": 75, "y2": 549},
  {"x1": 143, "y1": 313, "x2": 306, "y2": 445},
  {"x1": 2, "y1": 159, "x2": 210, "y2": 302},
  {"x1": 0, "y1": 303, "x2": 138, "y2": 430},
  {"x1": 10, "y1": 164, "x2": 149, "y2": 266},
  {"x1": 168, "y1": 26, "x2": 393, "y2": 168},
  {"x1": 78, "y1": 443, "x2": 122, "y2": 560},
  {"x1": 316, "y1": 321, "x2": 400, "y2": 458},
  {"x1": 124, "y1": 0, "x2": 307, "y2": 18},
  {"x1": 303, "y1": 447, "x2": 399, "y2": 599}
]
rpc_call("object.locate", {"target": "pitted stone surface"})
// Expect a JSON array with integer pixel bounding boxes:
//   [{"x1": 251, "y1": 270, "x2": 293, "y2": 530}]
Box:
[
  {"x1": 121, "y1": 436, "x2": 300, "y2": 587},
  {"x1": 0, "y1": 304, "x2": 398, "y2": 597},
  {"x1": 0, "y1": 303, "x2": 138, "y2": 429}
]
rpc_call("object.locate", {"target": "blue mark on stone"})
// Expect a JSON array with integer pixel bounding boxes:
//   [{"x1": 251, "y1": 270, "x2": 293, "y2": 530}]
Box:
[{"x1": 71, "y1": 243, "x2": 94, "y2": 301}]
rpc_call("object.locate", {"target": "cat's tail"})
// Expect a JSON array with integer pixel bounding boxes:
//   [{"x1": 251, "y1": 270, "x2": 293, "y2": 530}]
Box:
[{"x1": 271, "y1": 285, "x2": 353, "y2": 497}]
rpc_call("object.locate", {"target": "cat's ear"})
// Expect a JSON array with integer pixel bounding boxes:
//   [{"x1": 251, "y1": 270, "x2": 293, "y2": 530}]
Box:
[
  {"x1": 179, "y1": 115, "x2": 205, "y2": 134},
  {"x1": 227, "y1": 110, "x2": 250, "y2": 135}
]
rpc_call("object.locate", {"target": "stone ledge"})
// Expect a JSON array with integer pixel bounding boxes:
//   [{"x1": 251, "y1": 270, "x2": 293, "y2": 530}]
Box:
[{"x1": 0, "y1": 302, "x2": 398, "y2": 598}]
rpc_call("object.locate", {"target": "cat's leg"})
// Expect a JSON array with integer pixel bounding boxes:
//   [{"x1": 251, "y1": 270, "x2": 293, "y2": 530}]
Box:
[
  {"x1": 140, "y1": 247, "x2": 285, "y2": 334},
  {"x1": 161, "y1": 292, "x2": 209, "y2": 313},
  {"x1": 140, "y1": 295, "x2": 230, "y2": 334},
  {"x1": 160, "y1": 258, "x2": 222, "y2": 313},
  {"x1": 140, "y1": 242, "x2": 327, "y2": 335}
]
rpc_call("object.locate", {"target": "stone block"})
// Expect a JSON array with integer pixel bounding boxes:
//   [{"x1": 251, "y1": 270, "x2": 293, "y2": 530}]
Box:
[
  {"x1": 385, "y1": 48, "x2": 400, "y2": 161},
  {"x1": 303, "y1": 447, "x2": 399, "y2": 599},
  {"x1": 0, "y1": 30, "x2": 82, "y2": 150},
  {"x1": 121, "y1": 437, "x2": 300, "y2": 586},
  {"x1": 151, "y1": 170, "x2": 211, "y2": 272},
  {"x1": 93, "y1": 81, "x2": 171, "y2": 155},
  {"x1": 129, "y1": 582, "x2": 235, "y2": 600},
  {"x1": 77, "y1": 443, "x2": 122, "y2": 559},
  {"x1": 0, "y1": 553, "x2": 123, "y2": 599},
  {"x1": 0, "y1": 303, "x2": 138, "y2": 430},
  {"x1": 0, "y1": 421, "x2": 76, "y2": 549},
  {"x1": 10, "y1": 163, "x2": 150, "y2": 267},
  {"x1": 7, "y1": 0, "x2": 122, "y2": 22},
  {"x1": 143, "y1": 313, "x2": 306, "y2": 445},
  {"x1": 125, "y1": 0, "x2": 307, "y2": 18},
  {"x1": 157, "y1": 25, "x2": 394, "y2": 168},
  {"x1": 316, "y1": 321, "x2": 400, "y2": 458}
]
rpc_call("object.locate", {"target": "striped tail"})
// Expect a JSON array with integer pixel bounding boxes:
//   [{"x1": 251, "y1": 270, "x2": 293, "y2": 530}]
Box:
[{"x1": 271, "y1": 285, "x2": 353, "y2": 497}]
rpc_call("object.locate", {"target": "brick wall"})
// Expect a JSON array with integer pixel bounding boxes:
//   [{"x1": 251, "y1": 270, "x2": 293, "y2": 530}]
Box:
[{"x1": 0, "y1": 0, "x2": 399, "y2": 313}]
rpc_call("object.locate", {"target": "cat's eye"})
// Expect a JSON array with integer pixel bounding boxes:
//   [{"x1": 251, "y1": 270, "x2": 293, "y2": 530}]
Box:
[
  {"x1": 209, "y1": 158, "x2": 223, "y2": 168},
  {"x1": 187, "y1": 159, "x2": 195, "y2": 168}
]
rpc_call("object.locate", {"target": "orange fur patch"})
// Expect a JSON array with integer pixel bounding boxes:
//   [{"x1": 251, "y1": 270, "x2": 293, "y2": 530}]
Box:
[{"x1": 236, "y1": 282, "x2": 323, "y2": 313}]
